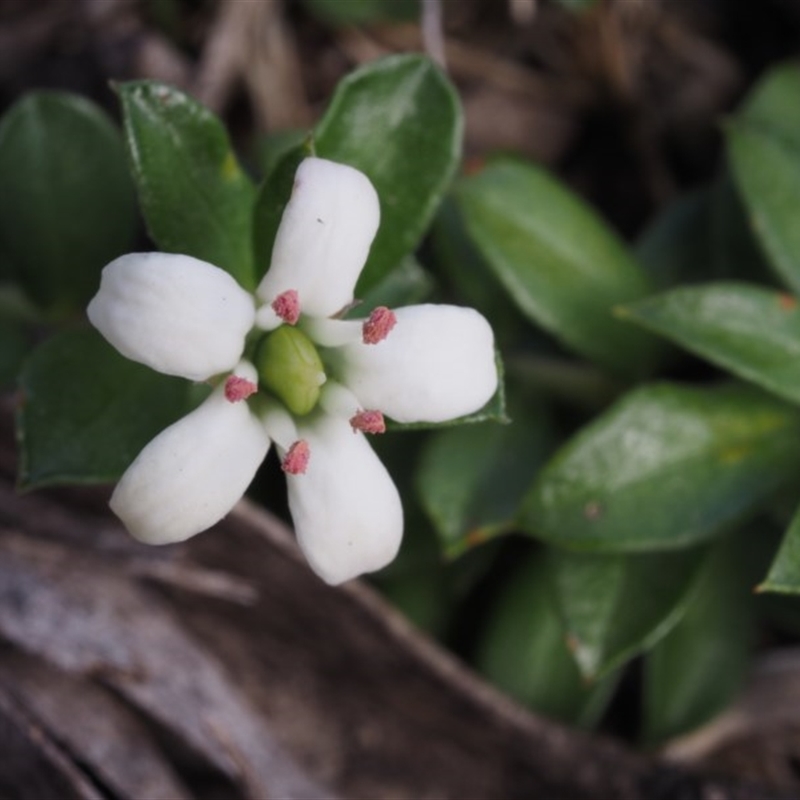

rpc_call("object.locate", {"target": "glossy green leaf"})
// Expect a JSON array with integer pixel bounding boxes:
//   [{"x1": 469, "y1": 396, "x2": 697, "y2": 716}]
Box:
[
  {"x1": 761, "y1": 503, "x2": 800, "y2": 593},
  {"x1": 118, "y1": 81, "x2": 257, "y2": 289},
  {"x1": 0, "y1": 91, "x2": 136, "y2": 311},
  {"x1": 474, "y1": 550, "x2": 617, "y2": 728},
  {"x1": 17, "y1": 329, "x2": 203, "y2": 488},
  {"x1": 552, "y1": 548, "x2": 705, "y2": 679},
  {"x1": 643, "y1": 537, "x2": 755, "y2": 742},
  {"x1": 456, "y1": 158, "x2": 658, "y2": 377},
  {"x1": 727, "y1": 121, "x2": 800, "y2": 294},
  {"x1": 255, "y1": 56, "x2": 462, "y2": 293},
  {"x1": 417, "y1": 394, "x2": 553, "y2": 558},
  {"x1": 521, "y1": 383, "x2": 800, "y2": 552},
  {"x1": 621, "y1": 282, "x2": 800, "y2": 405}
]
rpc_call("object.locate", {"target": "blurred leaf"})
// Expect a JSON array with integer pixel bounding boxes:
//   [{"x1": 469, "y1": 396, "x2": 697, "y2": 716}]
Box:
[
  {"x1": 474, "y1": 550, "x2": 617, "y2": 728},
  {"x1": 0, "y1": 91, "x2": 136, "y2": 311},
  {"x1": 430, "y1": 198, "x2": 526, "y2": 346},
  {"x1": 17, "y1": 329, "x2": 204, "y2": 488},
  {"x1": 254, "y1": 129, "x2": 306, "y2": 180},
  {"x1": 727, "y1": 64, "x2": 800, "y2": 292},
  {"x1": 621, "y1": 282, "x2": 800, "y2": 405},
  {"x1": 520, "y1": 383, "x2": 800, "y2": 552},
  {"x1": 0, "y1": 283, "x2": 44, "y2": 324},
  {"x1": 252, "y1": 144, "x2": 307, "y2": 283},
  {"x1": 709, "y1": 172, "x2": 773, "y2": 284},
  {"x1": 377, "y1": 568, "x2": 450, "y2": 637},
  {"x1": 302, "y1": 0, "x2": 418, "y2": 24},
  {"x1": 636, "y1": 188, "x2": 712, "y2": 290},
  {"x1": 456, "y1": 158, "x2": 658, "y2": 378},
  {"x1": 739, "y1": 62, "x2": 800, "y2": 149},
  {"x1": 507, "y1": 354, "x2": 621, "y2": 413},
  {"x1": 643, "y1": 536, "x2": 755, "y2": 742},
  {"x1": 255, "y1": 57, "x2": 461, "y2": 293},
  {"x1": 0, "y1": 320, "x2": 29, "y2": 387},
  {"x1": 727, "y1": 121, "x2": 800, "y2": 294},
  {"x1": 348, "y1": 256, "x2": 435, "y2": 317},
  {"x1": 761, "y1": 503, "x2": 800, "y2": 593},
  {"x1": 417, "y1": 393, "x2": 553, "y2": 558},
  {"x1": 552, "y1": 548, "x2": 705, "y2": 679},
  {"x1": 636, "y1": 175, "x2": 771, "y2": 291},
  {"x1": 118, "y1": 81, "x2": 257, "y2": 289}
]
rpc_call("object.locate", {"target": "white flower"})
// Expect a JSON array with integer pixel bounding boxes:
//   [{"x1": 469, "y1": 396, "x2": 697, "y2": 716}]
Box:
[{"x1": 87, "y1": 157, "x2": 498, "y2": 585}]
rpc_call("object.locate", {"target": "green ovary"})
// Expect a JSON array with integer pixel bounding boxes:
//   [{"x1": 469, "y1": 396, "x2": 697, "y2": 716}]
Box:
[{"x1": 256, "y1": 326, "x2": 326, "y2": 416}]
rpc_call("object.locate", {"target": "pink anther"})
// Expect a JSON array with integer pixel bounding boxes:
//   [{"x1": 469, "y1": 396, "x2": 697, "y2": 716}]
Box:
[
  {"x1": 362, "y1": 306, "x2": 396, "y2": 344},
  {"x1": 271, "y1": 289, "x2": 300, "y2": 325},
  {"x1": 224, "y1": 375, "x2": 258, "y2": 403},
  {"x1": 350, "y1": 409, "x2": 386, "y2": 434},
  {"x1": 282, "y1": 440, "x2": 310, "y2": 475}
]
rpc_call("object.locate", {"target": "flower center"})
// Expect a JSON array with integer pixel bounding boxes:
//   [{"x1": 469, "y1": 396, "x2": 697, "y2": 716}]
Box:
[{"x1": 255, "y1": 325, "x2": 326, "y2": 416}]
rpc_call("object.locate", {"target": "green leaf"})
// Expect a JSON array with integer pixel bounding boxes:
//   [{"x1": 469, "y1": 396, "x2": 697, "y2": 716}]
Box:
[
  {"x1": 377, "y1": 568, "x2": 450, "y2": 637},
  {"x1": 520, "y1": 382, "x2": 800, "y2": 552},
  {"x1": 252, "y1": 144, "x2": 307, "y2": 284},
  {"x1": 0, "y1": 91, "x2": 136, "y2": 311},
  {"x1": 727, "y1": 121, "x2": 800, "y2": 294},
  {"x1": 456, "y1": 158, "x2": 658, "y2": 377},
  {"x1": 348, "y1": 256, "x2": 434, "y2": 317},
  {"x1": 17, "y1": 328, "x2": 203, "y2": 488},
  {"x1": 643, "y1": 536, "x2": 755, "y2": 742},
  {"x1": 761, "y1": 503, "x2": 800, "y2": 593},
  {"x1": 552, "y1": 548, "x2": 705, "y2": 679},
  {"x1": 430, "y1": 198, "x2": 527, "y2": 346},
  {"x1": 620, "y1": 282, "x2": 800, "y2": 405},
  {"x1": 417, "y1": 393, "x2": 553, "y2": 558},
  {"x1": 474, "y1": 550, "x2": 617, "y2": 728},
  {"x1": 636, "y1": 189, "x2": 713, "y2": 290},
  {"x1": 636, "y1": 175, "x2": 772, "y2": 291},
  {"x1": 254, "y1": 56, "x2": 462, "y2": 292},
  {"x1": 738, "y1": 62, "x2": 800, "y2": 150},
  {"x1": 117, "y1": 81, "x2": 257, "y2": 289}
]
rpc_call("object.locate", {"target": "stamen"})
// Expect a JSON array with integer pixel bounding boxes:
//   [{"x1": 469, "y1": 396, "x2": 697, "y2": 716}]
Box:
[
  {"x1": 224, "y1": 375, "x2": 258, "y2": 403},
  {"x1": 350, "y1": 409, "x2": 386, "y2": 434},
  {"x1": 282, "y1": 439, "x2": 310, "y2": 475},
  {"x1": 271, "y1": 289, "x2": 300, "y2": 325},
  {"x1": 362, "y1": 306, "x2": 396, "y2": 344}
]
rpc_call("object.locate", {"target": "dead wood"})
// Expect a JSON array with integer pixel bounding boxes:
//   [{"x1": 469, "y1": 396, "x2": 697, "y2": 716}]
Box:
[{"x1": 0, "y1": 404, "x2": 793, "y2": 800}]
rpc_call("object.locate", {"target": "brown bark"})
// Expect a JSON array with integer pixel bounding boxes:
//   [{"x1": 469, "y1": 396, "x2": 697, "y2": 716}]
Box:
[{"x1": 0, "y1": 408, "x2": 790, "y2": 800}]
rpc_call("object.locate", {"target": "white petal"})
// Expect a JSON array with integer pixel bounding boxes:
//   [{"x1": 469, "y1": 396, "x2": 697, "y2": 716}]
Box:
[
  {"x1": 88, "y1": 252, "x2": 255, "y2": 381},
  {"x1": 338, "y1": 305, "x2": 498, "y2": 423},
  {"x1": 287, "y1": 415, "x2": 403, "y2": 585},
  {"x1": 256, "y1": 158, "x2": 380, "y2": 318},
  {"x1": 110, "y1": 385, "x2": 270, "y2": 545}
]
